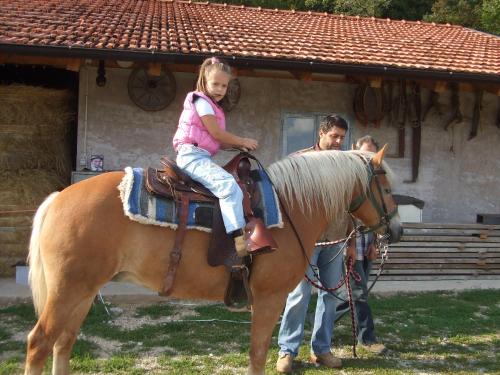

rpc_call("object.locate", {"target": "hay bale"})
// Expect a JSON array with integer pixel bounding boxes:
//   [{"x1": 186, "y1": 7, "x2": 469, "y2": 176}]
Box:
[
  {"x1": 0, "y1": 84, "x2": 75, "y2": 276},
  {"x1": 0, "y1": 85, "x2": 74, "y2": 176}
]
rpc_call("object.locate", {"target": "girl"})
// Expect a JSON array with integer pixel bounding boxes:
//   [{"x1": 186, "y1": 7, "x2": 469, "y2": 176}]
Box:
[{"x1": 173, "y1": 57, "x2": 258, "y2": 256}]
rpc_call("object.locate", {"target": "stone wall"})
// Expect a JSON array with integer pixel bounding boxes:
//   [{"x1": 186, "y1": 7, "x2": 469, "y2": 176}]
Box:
[{"x1": 77, "y1": 66, "x2": 500, "y2": 223}]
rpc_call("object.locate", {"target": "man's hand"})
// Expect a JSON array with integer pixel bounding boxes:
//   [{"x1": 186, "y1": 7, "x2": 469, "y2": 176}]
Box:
[
  {"x1": 366, "y1": 243, "x2": 379, "y2": 261},
  {"x1": 346, "y1": 241, "x2": 356, "y2": 263}
]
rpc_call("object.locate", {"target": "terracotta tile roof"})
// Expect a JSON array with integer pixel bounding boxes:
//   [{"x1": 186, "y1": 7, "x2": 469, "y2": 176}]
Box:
[{"x1": 0, "y1": 0, "x2": 499, "y2": 77}]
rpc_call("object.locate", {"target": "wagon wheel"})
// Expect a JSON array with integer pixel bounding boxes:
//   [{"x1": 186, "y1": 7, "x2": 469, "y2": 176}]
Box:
[
  {"x1": 219, "y1": 78, "x2": 241, "y2": 112},
  {"x1": 128, "y1": 66, "x2": 176, "y2": 111}
]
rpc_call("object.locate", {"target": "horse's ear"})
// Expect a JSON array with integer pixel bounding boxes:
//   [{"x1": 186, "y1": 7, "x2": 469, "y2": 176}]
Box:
[
  {"x1": 372, "y1": 144, "x2": 388, "y2": 167},
  {"x1": 351, "y1": 143, "x2": 357, "y2": 150}
]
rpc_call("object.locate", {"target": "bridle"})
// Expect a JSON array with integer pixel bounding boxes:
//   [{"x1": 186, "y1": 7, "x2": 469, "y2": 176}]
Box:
[
  {"x1": 347, "y1": 158, "x2": 398, "y2": 236},
  {"x1": 250, "y1": 152, "x2": 397, "y2": 357}
]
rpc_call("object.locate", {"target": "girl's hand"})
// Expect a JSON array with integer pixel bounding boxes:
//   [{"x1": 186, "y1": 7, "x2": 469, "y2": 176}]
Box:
[{"x1": 240, "y1": 138, "x2": 258, "y2": 151}]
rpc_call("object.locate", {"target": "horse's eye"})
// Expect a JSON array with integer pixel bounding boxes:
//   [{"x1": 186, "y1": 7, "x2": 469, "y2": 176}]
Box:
[{"x1": 384, "y1": 188, "x2": 391, "y2": 194}]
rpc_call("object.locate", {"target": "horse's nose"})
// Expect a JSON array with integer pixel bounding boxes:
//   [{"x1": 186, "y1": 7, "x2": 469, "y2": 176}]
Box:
[{"x1": 388, "y1": 223, "x2": 403, "y2": 243}]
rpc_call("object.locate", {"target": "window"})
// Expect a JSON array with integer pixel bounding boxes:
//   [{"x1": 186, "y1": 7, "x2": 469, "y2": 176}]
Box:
[{"x1": 282, "y1": 113, "x2": 353, "y2": 156}]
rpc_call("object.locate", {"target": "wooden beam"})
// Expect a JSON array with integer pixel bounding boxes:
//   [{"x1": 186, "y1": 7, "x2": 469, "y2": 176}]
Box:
[
  {"x1": 66, "y1": 58, "x2": 81, "y2": 72},
  {"x1": 290, "y1": 71, "x2": 312, "y2": 81},
  {"x1": 434, "y1": 81, "x2": 448, "y2": 92},
  {"x1": 369, "y1": 77, "x2": 382, "y2": 88},
  {"x1": 0, "y1": 53, "x2": 68, "y2": 68},
  {"x1": 147, "y1": 63, "x2": 162, "y2": 76},
  {"x1": 458, "y1": 82, "x2": 475, "y2": 93},
  {"x1": 166, "y1": 63, "x2": 198, "y2": 73}
]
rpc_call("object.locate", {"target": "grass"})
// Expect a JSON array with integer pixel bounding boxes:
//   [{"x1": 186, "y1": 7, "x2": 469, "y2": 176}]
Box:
[{"x1": 0, "y1": 290, "x2": 499, "y2": 374}]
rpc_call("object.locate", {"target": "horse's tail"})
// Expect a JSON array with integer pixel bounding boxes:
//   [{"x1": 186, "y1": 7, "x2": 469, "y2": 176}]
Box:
[{"x1": 28, "y1": 192, "x2": 59, "y2": 316}]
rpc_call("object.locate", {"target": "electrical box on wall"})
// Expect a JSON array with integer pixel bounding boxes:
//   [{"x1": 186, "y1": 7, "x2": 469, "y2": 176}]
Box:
[{"x1": 393, "y1": 194, "x2": 425, "y2": 223}]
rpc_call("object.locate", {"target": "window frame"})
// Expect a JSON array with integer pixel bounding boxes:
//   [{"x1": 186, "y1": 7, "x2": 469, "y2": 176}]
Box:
[{"x1": 281, "y1": 112, "x2": 354, "y2": 157}]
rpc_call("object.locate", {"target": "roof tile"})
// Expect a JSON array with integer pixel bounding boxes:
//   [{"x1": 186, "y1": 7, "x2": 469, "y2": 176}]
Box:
[{"x1": 0, "y1": 0, "x2": 499, "y2": 76}]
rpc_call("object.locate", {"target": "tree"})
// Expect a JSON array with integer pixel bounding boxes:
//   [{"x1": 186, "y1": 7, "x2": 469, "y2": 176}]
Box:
[
  {"x1": 481, "y1": 0, "x2": 500, "y2": 34},
  {"x1": 380, "y1": 0, "x2": 434, "y2": 20},
  {"x1": 332, "y1": 0, "x2": 391, "y2": 17},
  {"x1": 424, "y1": 0, "x2": 482, "y2": 28},
  {"x1": 216, "y1": 0, "x2": 499, "y2": 34}
]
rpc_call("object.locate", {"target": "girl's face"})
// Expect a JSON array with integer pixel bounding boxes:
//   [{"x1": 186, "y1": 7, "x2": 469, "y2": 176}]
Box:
[{"x1": 205, "y1": 69, "x2": 230, "y2": 102}]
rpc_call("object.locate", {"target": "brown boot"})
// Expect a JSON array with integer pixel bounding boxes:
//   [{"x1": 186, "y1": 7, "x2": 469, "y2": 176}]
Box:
[
  {"x1": 276, "y1": 353, "x2": 293, "y2": 373},
  {"x1": 244, "y1": 217, "x2": 278, "y2": 255},
  {"x1": 310, "y1": 352, "x2": 342, "y2": 369}
]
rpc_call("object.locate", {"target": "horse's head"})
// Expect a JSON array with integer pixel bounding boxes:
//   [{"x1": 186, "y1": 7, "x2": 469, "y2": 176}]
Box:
[{"x1": 348, "y1": 145, "x2": 403, "y2": 243}]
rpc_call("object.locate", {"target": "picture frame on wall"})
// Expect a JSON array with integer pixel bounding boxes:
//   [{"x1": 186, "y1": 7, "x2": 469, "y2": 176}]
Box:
[{"x1": 90, "y1": 155, "x2": 104, "y2": 172}]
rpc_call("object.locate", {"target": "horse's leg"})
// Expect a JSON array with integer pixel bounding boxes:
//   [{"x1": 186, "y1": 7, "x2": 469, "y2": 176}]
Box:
[
  {"x1": 25, "y1": 287, "x2": 98, "y2": 375},
  {"x1": 25, "y1": 298, "x2": 67, "y2": 375},
  {"x1": 51, "y1": 296, "x2": 95, "y2": 375},
  {"x1": 248, "y1": 291, "x2": 288, "y2": 375}
]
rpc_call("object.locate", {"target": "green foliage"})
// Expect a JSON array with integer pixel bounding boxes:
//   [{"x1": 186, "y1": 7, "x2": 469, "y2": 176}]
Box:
[
  {"x1": 380, "y1": 0, "x2": 435, "y2": 20},
  {"x1": 424, "y1": 0, "x2": 483, "y2": 27},
  {"x1": 213, "y1": 0, "x2": 500, "y2": 34},
  {"x1": 424, "y1": 0, "x2": 500, "y2": 34},
  {"x1": 333, "y1": 0, "x2": 392, "y2": 17},
  {"x1": 481, "y1": 0, "x2": 500, "y2": 34}
]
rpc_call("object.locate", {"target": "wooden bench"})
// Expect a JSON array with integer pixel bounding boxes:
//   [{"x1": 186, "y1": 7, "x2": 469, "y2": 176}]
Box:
[{"x1": 372, "y1": 223, "x2": 500, "y2": 281}]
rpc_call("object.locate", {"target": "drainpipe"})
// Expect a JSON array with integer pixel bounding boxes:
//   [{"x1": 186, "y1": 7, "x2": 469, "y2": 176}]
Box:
[{"x1": 80, "y1": 65, "x2": 89, "y2": 169}]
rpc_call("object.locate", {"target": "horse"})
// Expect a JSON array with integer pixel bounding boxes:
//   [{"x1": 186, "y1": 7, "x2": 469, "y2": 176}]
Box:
[{"x1": 24, "y1": 146, "x2": 402, "y2": 375}]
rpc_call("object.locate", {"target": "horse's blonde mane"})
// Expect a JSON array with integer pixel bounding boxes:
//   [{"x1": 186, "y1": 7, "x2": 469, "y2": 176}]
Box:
[{"x1": 267, "y1": 150, "x2": 393, "y2": 220}]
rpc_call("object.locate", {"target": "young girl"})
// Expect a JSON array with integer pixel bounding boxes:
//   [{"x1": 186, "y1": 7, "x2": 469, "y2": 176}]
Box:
[{"x1": 173, "y1": 57, "x2": 258, "y2": 256}]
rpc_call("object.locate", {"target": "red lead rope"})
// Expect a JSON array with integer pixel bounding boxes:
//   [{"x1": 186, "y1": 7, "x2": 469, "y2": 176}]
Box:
[{"x1": 304, "y1": 257, "x2": 360, "y2": 358}]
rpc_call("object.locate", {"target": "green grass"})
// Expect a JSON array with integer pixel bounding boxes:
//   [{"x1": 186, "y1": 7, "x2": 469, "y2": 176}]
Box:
[{"x1": 0, "y1": 290, "x2": 499, "y2": 374}]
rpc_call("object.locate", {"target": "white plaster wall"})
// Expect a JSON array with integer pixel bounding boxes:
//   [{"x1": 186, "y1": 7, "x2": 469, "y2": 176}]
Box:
[
  {"x1": 77, "y1": 66, "x2": 500, "y2": 223},
  {"x1": 371, "y1": 89, "x2": 500, "y2": 223}
]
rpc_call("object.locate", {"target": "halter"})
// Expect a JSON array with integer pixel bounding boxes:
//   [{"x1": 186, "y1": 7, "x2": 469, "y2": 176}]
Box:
[{"x1": 347, "y1": 158, "x2": 398, "y2": 236}]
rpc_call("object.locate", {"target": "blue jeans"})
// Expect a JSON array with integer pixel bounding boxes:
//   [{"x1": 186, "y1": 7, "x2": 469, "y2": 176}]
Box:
[
  {"x1": 334, "y1": 257, "x2": 377, "y2": 344},
  {"x1": 176, "y1": 144, "x2": 245, "y2": 233},
  {"x1": 278, "y1": 244, "x2": 344, "y2": 357}
]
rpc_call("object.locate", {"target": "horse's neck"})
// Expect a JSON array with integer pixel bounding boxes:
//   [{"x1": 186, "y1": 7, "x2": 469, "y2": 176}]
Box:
[{"x1": 282, "y1": 200, "x2": 331, "y2": 257}]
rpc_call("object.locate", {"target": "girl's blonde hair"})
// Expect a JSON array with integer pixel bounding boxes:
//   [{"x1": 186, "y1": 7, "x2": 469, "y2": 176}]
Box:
[{"x1": 196, "y1": 57, "x2": 232, "y2": 94}]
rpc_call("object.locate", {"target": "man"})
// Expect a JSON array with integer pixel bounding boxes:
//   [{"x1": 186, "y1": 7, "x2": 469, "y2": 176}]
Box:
[
  {"x1": 276, "y1": 114, "x2": 355, "y2": 373},
  {"x1": 333, "y1": 135, "x2": 387, "y2": 355}
]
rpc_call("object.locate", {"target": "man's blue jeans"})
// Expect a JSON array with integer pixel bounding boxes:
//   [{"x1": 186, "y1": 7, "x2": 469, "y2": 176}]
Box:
[
  {"x1": 278, "y1": 244, "x2": 343, "y2": 357},
  {"x1": 334, "y1": 257, "x2": 377, "y2": 344}
]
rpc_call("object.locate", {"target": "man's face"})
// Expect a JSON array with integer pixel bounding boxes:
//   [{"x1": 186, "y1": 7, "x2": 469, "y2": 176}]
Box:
[{"x1": 318, "y1": 126, "x2": 346, "y2": 150}]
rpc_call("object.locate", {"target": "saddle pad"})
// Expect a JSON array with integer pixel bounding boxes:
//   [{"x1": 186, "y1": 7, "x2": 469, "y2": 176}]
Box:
[{"x1": 118, "y1": 167, "x2": 283, "y2": 232}]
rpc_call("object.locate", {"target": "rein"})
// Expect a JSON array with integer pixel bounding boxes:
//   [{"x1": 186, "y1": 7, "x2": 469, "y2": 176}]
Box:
[{"x1": 247, "y1": 152, "x2": 392, "y2": 358}]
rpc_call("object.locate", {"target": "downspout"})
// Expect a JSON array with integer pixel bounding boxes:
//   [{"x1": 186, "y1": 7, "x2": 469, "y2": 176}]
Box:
[{"x1": 81, "y1": 65, "x2": 89, "y2": 169}]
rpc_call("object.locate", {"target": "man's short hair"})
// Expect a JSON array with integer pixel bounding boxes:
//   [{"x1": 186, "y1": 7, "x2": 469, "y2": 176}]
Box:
[
  {"x1": 356, "y1": 135, "x2": 379, "y2": 150},
  {"x1": 319, "y1": 114, "x2": 348, "y2": 134}
]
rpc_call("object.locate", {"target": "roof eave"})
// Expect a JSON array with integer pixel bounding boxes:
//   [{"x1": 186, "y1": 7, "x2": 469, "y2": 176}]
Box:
[{"x1": 1, "y1": 43, "x2": 499, "y2": 84}]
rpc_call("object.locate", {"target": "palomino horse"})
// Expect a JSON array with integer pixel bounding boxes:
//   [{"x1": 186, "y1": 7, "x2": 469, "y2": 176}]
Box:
[{"x1": 25, "y1": 147, "x2": 402, "y2": 375}]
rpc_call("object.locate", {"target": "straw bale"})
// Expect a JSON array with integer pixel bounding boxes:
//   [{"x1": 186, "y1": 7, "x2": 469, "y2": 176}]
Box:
[
  {"x1": 0, "y1": 169, "x2": 67, "y2": 207},
  {"x1": 0, "y1": 84, "x2": 75, "y2": 276},
  {"x1": 0, "y1": 84, "x2": 74, "y2": 175}
]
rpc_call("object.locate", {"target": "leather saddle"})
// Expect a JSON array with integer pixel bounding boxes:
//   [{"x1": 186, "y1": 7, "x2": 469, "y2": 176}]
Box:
[{"x1": 145, "y1": 152, "x2": 278, "y2": 307}]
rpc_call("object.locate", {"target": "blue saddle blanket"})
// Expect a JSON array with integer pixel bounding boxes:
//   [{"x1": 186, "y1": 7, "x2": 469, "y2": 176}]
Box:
[{"x1": 118, "y1": 167, "x2": 283, "y2": 232}]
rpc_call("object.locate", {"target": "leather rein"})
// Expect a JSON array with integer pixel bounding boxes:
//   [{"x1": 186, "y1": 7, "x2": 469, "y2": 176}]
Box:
[{"x1": 251, "y1": 154, "x2": 395, "y2": 358}]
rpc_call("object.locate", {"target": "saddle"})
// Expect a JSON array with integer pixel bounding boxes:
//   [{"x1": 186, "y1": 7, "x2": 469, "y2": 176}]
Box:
[{"x1": 145, "y1": 152, "x2": 278, "y2": 306}]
